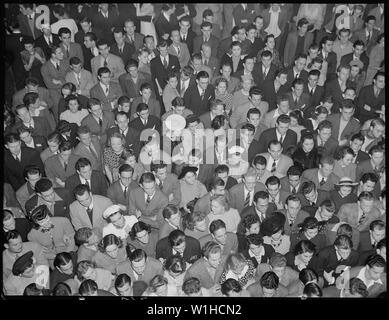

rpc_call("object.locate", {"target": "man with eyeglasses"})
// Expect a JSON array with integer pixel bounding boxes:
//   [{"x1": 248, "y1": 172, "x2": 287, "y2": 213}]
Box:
[
  {"x1": 25, "y1": 178, "x2": 71, "y2": 220},
  {"x1": 69, "y1": 183, "x2": 112, "y2": 234}
]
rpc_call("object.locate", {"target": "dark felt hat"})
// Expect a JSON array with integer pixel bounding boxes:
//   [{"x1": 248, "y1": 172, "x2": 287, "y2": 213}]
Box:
[
  {"x1": 178, "y1": 166, "x2": 198, "y2": 180},
  {"x1": 12, "y1": 251, "x2": 34, "y2": 276}
]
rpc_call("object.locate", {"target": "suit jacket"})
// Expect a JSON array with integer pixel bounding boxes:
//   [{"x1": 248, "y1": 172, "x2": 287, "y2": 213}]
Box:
[
  {"x1": 89, "y1": 82, "x2": 123, "y2": 112},
  {"x1": 259, "y1": 153, "x2": 294, "y2": 179},
  {"x1": 40, "y1": 59, "x2": 70, "y2": 91},
  {"x1": 356, "y1": 84, "x2": 385, "y2": 122},
  {"x1": 301, "y1": 168, "x2": 339, "y2": 192},
  {"x1": 327, "y1": 113, "x2": 361, "y2": 143},
  {"x1": 60, "y1": 42, "x2": 84, "y2": 64},
  {"x1": 81, "y1": 44, "x2": 96, "y2": 73},
  {"x1": 17, "y1": 13, "x2": 42, "y2": 40},
  {"x1": 352, "y1": 28, "x2": 379, "y2": 54},
  {"x1": 106, "y1": 125, "x2": 141, "y2": 156},
  {"x1": 219, "y1": 54, "x2": 245, "y2": 77},
  {"x1": 106, "y1": 179, "x2": 138, "y2": 207},
  {"x1": 280, "y1": 209, "x2": 310, "y2": 236},
  {"x1": 261, "y1": 80, "x2": 288, "y2": 111},
  {"x1": 80, "y1": 111, "x2": 115, "y2": 146},
  {"x1": 340, "y1": 52, "x2": 370, "y2": 73},
  {"x1": 257, "y1": 127, "x2": 297, "y2": 155},
  {"x1": 203, "y1": 56, "x2": 220, "y2": 79},
  {"x1": 25, "y1": 188, "x2": 71, "y2": 219},
  {"x1": 110, "y1": 42, "x2": 135, "y2": 67},
  {"x1": 130, "y1": 97, "x2": 161, "y2": 120},
  {"x1": 4, "y1": 147, "x2": 44, "y2": 191},
  {"x1": 16, "y1": 182, "x2": 36, "y2": 213},
  {"x1": 356, "y1": 159, "x2": 383, "y2": 185},
  {"x1": 254, "y1": 63, "x2": 278, "y2": 90},
  {"x1": 65, "y1": 69, "x2": 95, "y2": 97},
  {"x1": 154, "y1": 13, "x2": 178, "y2": 45},
  {"x1": 73, "y1": 137, "x2": 103, "y2": 172},
  {"x1": 314, "y1": 245, "x2": 359, "y2": 278},
  {"x1": 44, "y1": 154, "x2": 81, "y2": 188},
  {"x1": 91, "y1": 53, "x2": 125, "y2": 83},
  {"x1": 34, "y1": 34, "x2": 61, "y2": 59},
  {"x1": 280, "y1": 176, "x2": 309, "y2": 194},
  {"x1": 116, "y1": 257, "x2": 163, "y2": 285},
  {"x1": 303, "y1": 84, "x2": 324, "y2": 110},
  {"x1": 355, "y1": 150, "x2": 370, "y2": 165},
  {"x1": 156, "y1": 235, "x2": 201, "y2": 265},
  {"x1": 21, "y1": 135, "x2": 47, "y2": 154},
  {"x1": 124, "y1": 32, "x2": 145, "y2": 53},
  {"x1": 338, "y1": 203, "x2": 381, "y2": 232},
  {"x1": 180, "y1": 29, "x2": 197, "y2": 56},
  {"x1": 65, "y1": 170, "x2": 108, "y2": 200},
  {"x1": 324, "y1": 78, "x2": 347, "y2": 111},
  {"x1": 150, "y1": 54, "x2": 180, "y2": 95},
  {"x1": 183, "y1": 83, "x2": 215, "y2": 116},
  {"x1": 257, "y1": 263, "x2": 299, "y2": 288},
  {"x1": 167, "y1": 42, "x2": 191, "y2": 69},
  {"x1": 228, "y1": 182, "x2": 266, "y2": 214},
  {"x1": 285, "y1": 67, "x2": 309, "y2": 90},
  {"x1": 118, "y1": 71, "x2": 151, "y2": 101},
  {"x1": 240, "y1": 203, "x2": 278, "y2": 222},
  {"x1": 12, "y1": 116, "x2": 51, "y2": 140},
  {"x1": 12, "y1": 86, "x2": 53, "y2": 110},
  {"x1": 69, "y1": 194, "x2": 112, "y2": 231},
  {"x1": 193, "y1": 35, "x2": 219, "y2": 57},
  {"x1": 199, "y1": 232, "x2": 238, "y2": 256},
  {"x1": 297, "y1": 190, "x2": 331, "y2": 215},
  {"x1": 287, "y1": 91, "x2": 311, "y2": 112},
  {"x1": 217, "y1": 36, "x2": 233, "y2": 61},
  {"x1": 198, "y1": 111, "x2": 213, "y2": 129},
  {"x1": 91, "y1": 9, "x2": 120, "y2": 44},
  {"x1": 232, "y1": 4, "x2": 256, "y2": 27},
  {"x1": 283, "y1": 31, "x2": 314, "y2": 67},
  {"x1": 318, "y1": 51, "x2": 337, "y2": 78},
  {"x1": 358, "y1": 230, "x2": 378, "y2": 252},
  {"x1": 313, "y1": 132, "x2": 339, "y2": 158},
  {"x1": 128, "y1": 187, "x2": 169, "y2": 228},
  {"x1": 185, "y1": 256, "x2": 226, "y2": 289},
  {"x1": 129, "y1": 115, "x2": 161, "y2": 140},
  {"x1": 159, "y1": 173, "x2": 182, "y2": 207}
]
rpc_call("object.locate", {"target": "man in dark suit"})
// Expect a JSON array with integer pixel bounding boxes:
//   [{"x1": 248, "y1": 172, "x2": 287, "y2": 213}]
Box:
[
  {"x1": 193, "y1": 22, "x2": 219, "y2": 57},
  {"x1": 262, "y1": 69, "x2": 289, "y2": 112},
  {"x1": 4, "y1": 133, "x2": 45, "y2": 191},
  {"x1": 74, "y1": 16, "x2": 103, "y2": 47},
  {"x1": 106, "y1": 164, "x2": 138, "y2": 208},
  {"x1": 91, "y1": 3, "x2": 119, "y2": 44},
  {"x1": 58, "y1": 27, "x2": 84, "y2": 65},
  {"x1": 129, "y1": 103, "x2": 161, "y2": 144},
  {"x1": 349, "y1": 133, "x2": 370, "y2": 165},
  {"x1": 301, "y1": 156, "x2": 340, "y2": 192},
  {"x1": 258, "y1": 114, "x2": 297, "y2": 155},
  {"x1": 198, "y1": 99, "x2": 225, "y2": 129},
  {"x1": 314, "y1": 235, "x2": 359, "y2": 286},
  {"x1": 129, "y1": 83, "x2": 161, "y2": 120},
  {"x1": 285, "y1": 55, "x2": 309, "y2": 90},
  {"x1": 280, "y1": 165, "x2": 309, "y2": 195},
  {"x1": 13, "y1": 104, "x2": 51, "y2": 139},
  {"x1": 178, "y1": 16, "x2": 197, "y2": 56},
  {"x1": 358, "y1": 220, "x2": 385, "y2": 253},
  {"x1": 89, "y1": 66, "x2": 123, "y2": 112},
  {"x1": 351, "y1": 15, "x2": 380, "y2": 55},
  {"x1": 65, "y1": 157, "x2": 108, "y2": 201},
  {"x1": 304, "y1": 69, "x2": 324, "y2": 110},
  {"x1": 214, "y1": 165, "x2": 238, "y2": 191},
  {"x1": 17, "y1": 4, "x2": 43, "y2": 40},
  {"x1": 150, "y1": 40, "x2": 180, "y2": 98},
  {"x1": 151, "y1": 162, "x2": 181, "y2": 207},
  {"x1": 74, "y1": 126, "x2": 104, "y2": 172},
  {"x1": 18, "y1": 129, "x2": 47, "y2": 154},
  {"x1": 283, "y1": 18, "x2": 313, "y2": 68},
  {"x1": 110, "y1": 27, "x2": 136, "y2": 68},
  {"x1": 25, "y1": 178, "x2": 71, "y2": 219},
  {"x1": 154, "y1": 4, "x2": 178, "y2": 46},
  {"x1": 340, "y1": 40, "x2": 370, "y2": 74},
  {"x1": 81, "y1": 32, "x2": 99, "y2": 73},
  {"x1": 118, "y1": 59, "x2": 151, "y2": 102},
  {"x1": 240, "y1": 190, "x2": 278, "y2": 224},
  {"x1": 156, "y1": 230, "x2": 201, "y2": 265},
  {"x1": 232, "y1": 4, "x2": 256, "y2": 28},
  {"x1": 287, "y1": 79, "x2": 311, "y2": 111},
  {"x1": 235, "y1": 123, "x2": 261, "y2": 165},
  {"x1": 313, "y1": 120, "x2": 339, "y2": 158},
  {"x1": 34, "y1": 24, "x2": 61, "y2": 60},
  {"x1": 318, "y1": 36, "x2": 338, "y2": 81},
  {"x1": 327, "y1": 99, "x2": 360, "y2": 146},
  {"x1": 254, "y1": 50, "x2": 278, "y2": 91},
  {"x1": 123, "y1": 18, "x2": 144, "y2": 53},
  {"x1": 297, "y1": 181, "x2": 332, "y2": 216},
  {"x1": 324, "y1": 64, "x2": 351, "y2": 112},
  {"x1": 356, "y1": 71, "x2": 385, "y2": 125},
  {"x1": 184, "y1": 71, "x2": 215, "y2": 116}
]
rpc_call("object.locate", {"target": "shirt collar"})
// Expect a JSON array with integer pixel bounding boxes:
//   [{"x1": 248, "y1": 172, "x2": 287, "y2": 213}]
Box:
[
  {"x1": 119, "y1": 180, "x2": 128, "y2": 192},
  {"x1": 24, "y1": 117, "x2": 35, "y2": 128},
  {"x1": 318, "y1": 170, "x2": 326, "y2": 182},
  {"x1": 357, "y1": 266, "x2": 383, "y2": 288},
  {"x1": 79, "y1": 175, "x2": 88, "y2": 185},
  {"x1": 335, "y1": 248, "x2": 342, "y2": 261}
]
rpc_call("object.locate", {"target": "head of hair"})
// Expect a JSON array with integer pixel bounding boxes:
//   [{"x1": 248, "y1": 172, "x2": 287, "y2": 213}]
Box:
[
  {"x1": 334, "y1": 235, "x2": 353, "y2": 250},
  {"x1": 221, "y1": 278, "x2": 242, "y2": 296},
  {"x1": 294, "y1": 240, "x2": 316, "y2": 256},
  {"x1": 260, "y1": 271, "x2": 279, "y2": 289},
  {"x1": 209, "y1": 219, "x2": 226, "y2": 234},
  {"x1": 79, "y1": 279, "x2": 98, "y2": 296},
  {"x1": 299, "y1": 268, "x2": 318, "y2": 285}
]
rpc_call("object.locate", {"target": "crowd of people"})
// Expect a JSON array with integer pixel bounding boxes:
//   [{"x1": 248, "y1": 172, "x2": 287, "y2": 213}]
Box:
[{"x1": 2, "y1": 3, "x2": 386, "y2": 298}]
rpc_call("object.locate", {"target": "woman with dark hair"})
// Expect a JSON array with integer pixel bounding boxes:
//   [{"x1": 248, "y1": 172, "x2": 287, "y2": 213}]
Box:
[
  {"x1": 237, "y1": 213, "x2": 261, "y2": 252},
  {"x1": 292, "y1": 133, "x2": 320, "y2": 171},
  {"x1": 59, "y1": 94, "x2": 89, "y2": 126},
  {"x1": 333, "y1": 147, "x2": 357, "y2": 181},
  {"x1": 288, "y1": 268, "x2": 320, "y2": 297},
  {"x1": 288, "y1": 110, "x2": 306, "y2": 142},
  {"x1": 285, "y1": 240, "x2": 318, "y2": 273},
  {"x1": 290, "y1": 217, "x2": 327, "y2": 252},
  {"x1": 211, "y1": 114, "x2": 229, "y2": 136},
  {"x1": 127, "y1": 221, "x2": 159, "y2": 258},
  {"x1": 261, "y1": 213, "x2": 291, "y2": 255},
  {"x1": 303, "y1": 106, "x2": 329, "y2": 133},
  {"x1": 92, "y1": 234, "x2": 127, "y2": 274},
  {"x1": 27, "y1": 204, "x2": 76, "y2": 268},
  {"x1": 57, "y1": 82, "x2": 88, "y2": 117},
  {"x1": 242, "y1": 233, "x2": 275, "y2": 268}
]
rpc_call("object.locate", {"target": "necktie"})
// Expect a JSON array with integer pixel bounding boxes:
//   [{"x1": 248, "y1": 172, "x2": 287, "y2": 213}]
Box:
[
  {"x1": 15, "y1": 155, "x2": 21, "y2": 162},
  {"x1": 86, "y1": 207, "x2": 93, "y2": 225},
  {"x1": 65, "y1": 46, "x2": 70, "y2": 58},
  {"x1": 105, "y1": 86, "x2": 109, "y2": 95},
  {"x1": 204, "y1": 59, "x2": 208, "y2": 66},
  {"x1": 85, "y1": 179, "x2": 91, "y2": 189},
  {"x1": 319, "y1": 177, "x2": 326, "y2": 186},
  {"x1": 159, "y1": 181, "x2": 163, "y2": 190},
  {"x1": 104, "y1": 58, "x2": 108, "y2": 67},
  {"x1": 124, "y1": 187, "x2": 128, "y2": 199},
  {"x1": 292, "y1": 186, "x2": 297, "y2": 194},
  {"x1": 89, "y1": 144, "x2": 98, "y2": 159},
  {"x1": 244, "y1": 192, "x2": 251, "y2": 208},
  {"x1": 310, "y1": 88, "x2": 314, "y2": 96},
  {"x1": 182, "y1": 34, "x2": 186, "y2": 42},
  {"x1": 279, "y1": 135, "x2": 283, "y2": 144},
  {"x1": 64, "y1": 162, "x2": 68, "y2": 172},
  {"x1": 200, "y1": 89, "x2": 205, "y2": 100},
  {"x1": 358, "y1": 212, "x2": 366, "y2": 225},
  {"x1": 271, "y1": 159, "x2": 277, "y2": 174},
  {"x1": 76, "y1": 73, "x2": 81, "y2": 85},
  {"x1": 367, "y1": 31, "x2": 371, "y2": 43},
  {"x1": 375, "y1": 89, "x2": 380, "y2": 98},
  {"x1": 176, "y1": 46, "x2": 180, "y2": 56},
  {"x1": 120, "y1": 129, "x2": 125, "y2": 138},
  {"x1": 163, "y1": 57, "x2": 168, "y2": 69},
  {"x1": 180, "y1": 81, "x2": 186, "y2": 96},
  {"x1": 146, "y1": 194, "x2": 152, "y2": 204},
  {"x1": 263, "y1": 68, "x2": 268, "y2": 80},
  {"x1": 99, "y1": 118, "x2": 103, "y2": 127},
  {"x1": 295, "y1": 73, "x2": 299, "y2": 80},
  {"x1": 119, "y1": 46, "x2": 123, "y2": 54},
  {"x1": 56, "y1": 63, "x2": 60, "y2": 71}
]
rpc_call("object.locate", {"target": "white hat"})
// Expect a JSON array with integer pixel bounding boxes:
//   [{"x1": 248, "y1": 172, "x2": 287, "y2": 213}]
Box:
[
  {"x1": 41, "y1": 23, "x2": 51, "y2": 31},
  {"x1": 102, "y1": 204, "x2": 122, "y2": 220},
  {"x1": 228, "y1": 145, "x2": 245, "y2": 154},
  {"x1": 165, "y1": 114, "x2": 186, "y2": 131}
]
